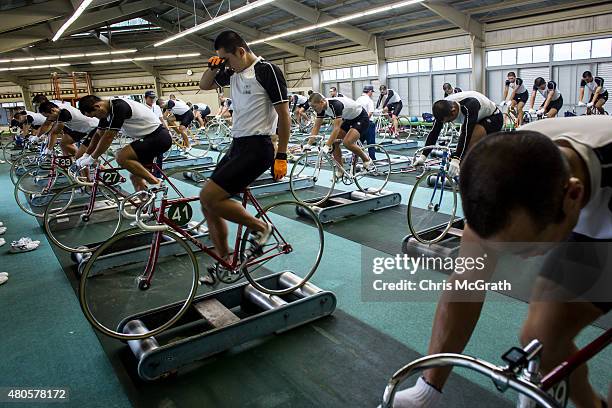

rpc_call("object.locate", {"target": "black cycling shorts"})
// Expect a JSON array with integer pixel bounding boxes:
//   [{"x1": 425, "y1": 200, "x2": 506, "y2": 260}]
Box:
[
  {"x1": 479, "y1": 111, "x2": 503, "y2": 134},
  {"x1": 513, "y1": 91, "x2": 529, "y2": 104},
  {"x1": 590, "y1": 90, "x2": 609, "y2": 104},
  {"x1": 130, "y1": 126, "x2": 172, "y2": 165},
  {"x1": 387, "y1": 101, "x2": 403, "y2": 117},
  {"x1": 210, "y1": 136, "x2": 274, "y2": 195},
  {"x1": 340, "y1": 109, "x2": 370, "y2": 138},
  {"x1": 64, "y1": 127, "x2": 95, "y2": 147},
  {"x1": 539, "y1": 232, "x2": 611, "y2": 314},
  {"x1": 197, "y1": 107, "x2": 211, "y2": 117},
  {"x1": 174, "y1": 110, "x2": 195, "y2": 127},
  {"x1": 543, "y1": 95, "x2": 563, "y2": 113}
]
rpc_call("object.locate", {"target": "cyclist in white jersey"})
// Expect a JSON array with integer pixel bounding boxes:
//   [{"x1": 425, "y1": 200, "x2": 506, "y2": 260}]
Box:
[
  {"x1": 442, "y1": 83, "x2": 462, "y2": 98},
  {"x1": 216, "y1": 94, "x2": 233, "y2": 122},
  {"x1": 290, "y1": 93, "x2": 310, "y2": 128},
  {"x1": 192, "y1": 103, "x2": 211, "y2": 128},
  {"x1": 377, "y1": 85, "x2": 403, "y2": 137},
  {"x1": 528, "y1": 77, "x2": 563, "y2": 118},
  {"x1": 579, "y1": 71, "x2": 608, "y2": 115},
  {"x1": 38, "y1": 101, "x2": 99, "y2": 158},
  {"x1": 392, "y1": 116, "x2": 612, "y2": 408},
  {"x1": 161, "y1": 97, "x2": 194, "y2": 150},
  {"x1": 11, "y1": 110, "x2": 48, "y2": 139},
  {"x1": 501, "y1": 71, "x2": 529, "y2": 127},
  {"x1": 77, "y1": 95, "x2": 173, "y2": 191},
  {"x1": 144, "y1": 90, "x2": 167, "y2": 128}
]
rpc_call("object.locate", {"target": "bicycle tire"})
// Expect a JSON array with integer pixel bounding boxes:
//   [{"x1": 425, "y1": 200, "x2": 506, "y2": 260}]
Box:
[
  {"x1": 353, "y1": 144, "x2": 391, "y2": 194},
  {"x1": 289, "y1": 150, "x2": 335, "y2": 206}
]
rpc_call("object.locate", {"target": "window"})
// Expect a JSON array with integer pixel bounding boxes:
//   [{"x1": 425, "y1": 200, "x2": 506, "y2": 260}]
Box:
[
  {"x1": 553, "y1": 43, "x2": 571, "y2": 61},
  {"x1": 532, "y1": 45, "x2": 550, "y2": 63},
  {"x1": 343, "y1": 67, "x2": 351, "y2": 79},
  {"x1": 572, "y1": 41, "x2": 591, "y2": 60},
  {"x1": 328, "y1": 69, "x2": 336, "y2": 80},
  {"x1": 457, "y1": 54, "x2": 470, "y2": 69},
  {"x1": 418, "y1": 58, "x2": 429, "y2": 72},
  {"x1": 388, "y1": 62, "x2": 398, "y2": 75},
  {"x1": 592, "y1": 38, "x2": 612, "y2": 58},
  {"x1": 408, "y1": 60, "x2": 419, "y2": 73},
  {"x1": 432, "y1": 57, "x2": 444, "y2": 71},
  {"x1": 487, "y1": 50, "x2": 501, "y2": 67},
  {"x1": 397, "y1": 61, "x2": 408, "y2": 74},
  {"x1": 322, "y1": 70, "x2": 330, "y2": 81},
  {"x1": 502, "y1": 49, "x2": 516, "y2": 66},
  {"x1": 517, "y1": 47, "x2": 532, "y2": 64},
  {"x1": 352, "y1": 67, "x2": 361, "y2": 78},
  {"x1": 368, "y1": 64, "x2": 377, "y2": 77},
  {"x1": 444, "y1": 55, "x2": 456, "y2": 70}
]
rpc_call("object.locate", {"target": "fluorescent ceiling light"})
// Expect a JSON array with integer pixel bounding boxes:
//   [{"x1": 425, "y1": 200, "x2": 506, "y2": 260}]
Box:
[
  {"x1": 153, "y1": 0, "x2": 275, "y2": 47},
  {"x1": 61, "y1": 53, "x2": 85, "y2": 59},
  {"x1": 110, "y1": 49, "x2": 137, "y2": 54},
  {"x1": 90, "y1": 53, "x2": 201, "y2": 65},
  {"x1": 0, "y1": 51, "x2": 136, "y2": 64},
  {"x1": 249, "y1": 0, "x2": 423, "y2": 45},
  {"x1": 0, "y1": 63, "x2": 70, "y2": 71},
  {"x1": 52, "y1": 0, "x2": 94, "y2": 41}
]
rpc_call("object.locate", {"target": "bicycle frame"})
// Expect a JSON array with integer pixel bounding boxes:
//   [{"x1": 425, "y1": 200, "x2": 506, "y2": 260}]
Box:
[{"x1": 138, "y1": 188, "x2": 292, "y2": 287}]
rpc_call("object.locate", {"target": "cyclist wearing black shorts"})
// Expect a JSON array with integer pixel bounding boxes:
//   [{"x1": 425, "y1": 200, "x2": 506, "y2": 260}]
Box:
[
  {"x1": 394, "y1": 116, "x2": 611, "y2": 408},
  {"x1": 414, "y1": 91, "x2": 503, "y2": 178},
  {"x1": 290, "y1": 93, "x2": 310, "y2": 127},
  {"x1": 163, "y1": 97, "x2": 194, "y2": 150},
  {"x1": 11, "y1": 109, "x2": 48, "y2": 139},
  {"x1": 528, "y1": 77, "x2": 563, "y2": 118},
  {"x1": 501, "y1": 71, "x2": 529, "y2": 127},
  {"x1": 307, "y1": 93, "x2": 372, "y2": 178},
  {"x1": 77, "y1": 95, "x2": 172, "y2": 191},
  {"x1": 38, "y1": 101, "x2": 99, "y2": 158},
  {"x1": 192, "y1": 104, "x2": 211, "y2": 128},
  {"x1": 579, "y1": 71, "x2": 607, "y2": 115},
  {"x1": 198, "y1": 30, "x2": 290, "y2": 267},
  {"x1": 377, "y1": 85, "x2": 403, "y2": 137},
  {"x1": 443, "y1": 82, "x2": 462, "y2": 98}
]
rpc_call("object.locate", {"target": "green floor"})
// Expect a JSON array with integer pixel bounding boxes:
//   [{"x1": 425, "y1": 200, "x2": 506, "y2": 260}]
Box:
[{"x1": 0, "y1": 152, "x2": 610, "y2": 408}]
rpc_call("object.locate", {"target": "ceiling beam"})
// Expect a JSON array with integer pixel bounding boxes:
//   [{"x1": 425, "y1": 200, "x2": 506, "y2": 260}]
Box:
[
  {"x1": 421, "y1": 1, "x2": 483, "y2": 41},
  {"x1": 0, "y1": 0, "x2": 73, "y2": 35},
  {"x1": 0, "y1": 73, "x2": 29, "y2": 88},
  {"x1": 0, "y1": 0, "x2": 161, "y2": 54},
  {"x1": 92, "y1": 32, "x2": 165, "y2": 79},
  {"x1": 146, "y1": 13, "x2": 214, "y2": 53},
  {"x1": 272, "y1": 0, "x2": 376, "y2": 51},
  {"x1": 159, "y1": 0, "x2": 320, "y2": 62}
]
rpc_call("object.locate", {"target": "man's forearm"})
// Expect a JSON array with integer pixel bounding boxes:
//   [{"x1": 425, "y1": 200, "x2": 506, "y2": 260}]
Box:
[
  {"x1": 199, "y1": 69, "x2": 218, "y2": 91},
  {"x1": 91, "y1": 132, "x2": 114, "y2": 159},
  {"x1": 276, "y1": 112, "x2": 290, "y2": 154},
  {"x1": 86, "y1": 132, "x2": 102, "y2": 155}
]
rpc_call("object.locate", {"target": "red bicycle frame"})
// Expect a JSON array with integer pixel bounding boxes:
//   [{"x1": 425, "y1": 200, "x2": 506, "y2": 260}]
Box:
[{"x1": 139, "y1": 188, "x2": 293, "y2": 286}]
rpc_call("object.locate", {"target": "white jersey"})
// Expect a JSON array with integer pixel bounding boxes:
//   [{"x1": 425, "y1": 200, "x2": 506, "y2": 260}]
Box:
[
  {"x1": 318, "y1": 97, "x2": 364, "y2": 120},
  {"x1": 445, "y1": 91, "x2": 498, "y2": 123},
  {"x1": 535, "y1": 80, "x2": 561, "y2": 101},
  {"x1": 57, "y1": 103, "x2": 99, "y2": 134},
  {"x1": 356, "y1": 93, "x2": 375, "y2": 114},
  {"x1": 24, "y1": 110, "x2": 46, "y2": 126},
  {"x1": 147, "y1": 102, "x2": 164, "y2": 123},
  {"x1": 215, "y1": 56, "x2": 288, "y2": 138},
  {"x1": 521, "y1": 116, "x2": 612, "y2": 239},
  {"x1": 166, "y1": 99, "x2": 190, "y2": 115},
  {"x1": 581, "y1": 77, "x2": 607, "y2": 95},
  {"x1": 99, "y1": 98, "x2": 162, "y2": 138}
]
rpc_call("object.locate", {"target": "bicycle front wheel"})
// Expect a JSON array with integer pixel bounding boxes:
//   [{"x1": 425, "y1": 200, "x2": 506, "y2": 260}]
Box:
[
  {"x1": 239, "y1": 201, "x2": 324, "y2": 295},
  {"x1": 289, "y1": 151, "x2": 335, "y2": 206},
  {"x1": 45, "y1": 184, "x2": 123, "y2": 253},
  {"x1": 79, "y1": 228, "x2": 199, "y2": 340},
  {"x1": 14, "y1": 167, "x2": 72, "y2": 217},
  {"x1": 407, "y1": 169, "x2": 458, "y2": 244},
  {"x1": 353, "y1": 144, "x2": 391, "y2": 194}
]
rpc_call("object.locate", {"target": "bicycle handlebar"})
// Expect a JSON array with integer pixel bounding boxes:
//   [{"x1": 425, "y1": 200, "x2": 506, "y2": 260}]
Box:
[
  {"x1": 135, "y1": 190, "x2": 169, "y2": 232},
  {"x1": 381, "y1": 353, "x2": 560, "y2": 408},
  {"x1": 69, "y1": 165, "x2": 94, "y2": 187}
]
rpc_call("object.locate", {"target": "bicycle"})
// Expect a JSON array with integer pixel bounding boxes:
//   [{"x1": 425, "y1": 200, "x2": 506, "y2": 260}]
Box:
[
  {"x1": 289, "y1": 136, "x2": 392, "y2": 205},
  {"x1": 78, "y1": 182, "x2": 324, "y2": 340},
  {"x1": 381, "y1": 328, "x2": 611, "y2": 408},
  {"x1": 203, "y1": 115, "x2": 232, "y2": 150},
  {"x1": 165, "y1": 125, "x2": 211, "y2": 159},
  {"x1": 372, "y1": 110, "x2": 397, "y2": 141},
  {"x1": 406, "y1": 146, "x2": 458, "y2": 244},
  {"x1": 501, "y1": 104, "x2": 532, "y2": 131}
]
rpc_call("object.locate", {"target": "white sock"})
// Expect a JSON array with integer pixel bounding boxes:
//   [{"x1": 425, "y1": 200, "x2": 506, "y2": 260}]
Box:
[{"x1": 387, "y1": 377, "x2": 442, "y2": 408}]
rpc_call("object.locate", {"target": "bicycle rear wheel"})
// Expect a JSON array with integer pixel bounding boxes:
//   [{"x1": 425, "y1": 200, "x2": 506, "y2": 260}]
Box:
[
  {"x1": 79, "y1": 228, "x2": 199, "y2": 340},
  {"x1": 353, "y1": 144, "x2": 391, "y2": 194},
  {"x1": 239, "y1": 201, "x2": 324, "y2": 295},
  {"x1": 45, "y1": 184, "x2": 123, "y2": 253},
  {"x1": 407, "y1": 169, "x2": 458, "y2": 244},
  {"x1": 289, "y1": 151, "x2": 336, "y2": 205},
  {"x1": 10, "y1": 153, "x2": 38, "y2": 185}
]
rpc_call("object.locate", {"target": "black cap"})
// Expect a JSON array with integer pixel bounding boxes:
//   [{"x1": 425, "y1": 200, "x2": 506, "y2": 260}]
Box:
[
  {"x1": 144, "y1": 90, "x2": 156, "y2": 98},
  {"x1": 363, "y1": 85, "x2": 374, "y2": 93}
]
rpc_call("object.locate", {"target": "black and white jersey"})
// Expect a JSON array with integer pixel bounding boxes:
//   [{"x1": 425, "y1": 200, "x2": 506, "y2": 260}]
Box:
[
  {"x1": 317, "y1": 97, "x2": 364, "y2": 121},
  {"x1": 426, "y1": 91, "x2": 498, "y2": 159},
  {"x1": 165, "y1": 99, "x2": 190, "y2": 115},
  {"x1": 21, "y1": 110, "x2": 46, "y2": 127},
  {"x1": 292, "y1": 94, "x2": 308, "y2": 106},
  {"x1": 581, "y1": 77, "x2": 607, "y2": 94},
  {"x1": 146, "y1": 102, "x2": 164, "y2": 123},
  {"x1": 215, "y1": 56, "x2": 288, "y2": 138},
  {"x1": 98, "y1": 98, "x2": 161, "y2": 139},
  {"x1": 193, "y1": 103, "x2": 209, "y2": 112},
  {"x1": 522, "y1": 116, "x2": 612, "y2": 239},
  {"x1": 222, "y1": 98, "x2": 233, "y2": 111},
  {"x1": 534, "y1": 81, "x2": 561, "y2": 101},
  {"x1": 57, "y1": 103, "x2": 99, "y2": 134},
  {"x1": 506, "y1": 78, "x2": 526, "y2": 95},
  {"x1": 444, "y1": 88, "x2": 463, "y2": 98},
  {"x1": 377, "y1": 89, "x2": 402, "y2": 109}
]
